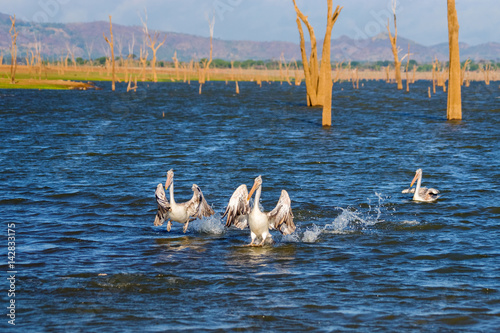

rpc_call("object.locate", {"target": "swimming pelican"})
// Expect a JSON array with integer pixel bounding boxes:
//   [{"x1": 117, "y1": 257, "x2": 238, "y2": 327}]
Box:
[
  {"x1": 408, "y1": 168, "x2": 440, "y2": 202},
  {"x1": 154, "y1": 169, "x2": 215, "y2": 232},
  {"x1": 222, "y1": 175, "x2": 295, "y2": 246}
]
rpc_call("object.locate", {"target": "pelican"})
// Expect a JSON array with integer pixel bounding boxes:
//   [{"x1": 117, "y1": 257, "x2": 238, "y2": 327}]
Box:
[
  {"x1": 408, "y1": 168, "x2": 440, "y2": 202},
  {"x1": 222, "y1": 175, "x2": 295, "y2": 246},
  {"x1": 154, "y1": 169, "x2": 215, "y2": 232}
]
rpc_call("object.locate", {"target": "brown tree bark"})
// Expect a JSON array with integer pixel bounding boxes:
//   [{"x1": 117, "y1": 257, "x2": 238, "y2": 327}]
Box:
[
  {"x1": 293, "y1": 0, "x2": 342, "y2": 121},
  {"x1": 139, "y1": 47, "x2": 148, "y2": 82},
  {"x1": 66, "y1": 43, "x2": 77, "y2": 70},
  {"x1": 461, "y1": 58, "x2": 470, "y2": 85},
  {"x1": 149, "y1": 35, "x2": 166, "y2": 83},
  {"x1": 319, "y1": 1, "x2": 341, "y2": 126},
  {"x1": 140, "y1": 11, "x2": 166, "y2": 83},
  {"x1": 447, "y1": 0, "x2": 462, "y2": 120},
  {"x1": 386, "y1": 1, "x2": 402, "y2": 90},
  {"x1": 172, "y1": 51, "x2": 180, "y2": 81},
  {"x1": 405, "y1": 44, "x2": 410, "y2": 92},
  {"x1": 199, "y1": 15, "x2": 215, "y2": 92},
  {"x1": 9, "y1": 15, "x2": 18, "y2": 84},
  {"x1": 103, "y1": 15, "x2": 116, "y2": 91},
  {"x1": 85, "y1": 41, "x2": 94, "y2": 76},
  {"x1": 293, "y1": 0, "x2": 319, "y2": 106}
]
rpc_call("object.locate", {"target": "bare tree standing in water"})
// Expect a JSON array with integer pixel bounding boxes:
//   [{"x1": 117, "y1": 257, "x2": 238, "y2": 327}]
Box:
[
  {"x1": 9, "y1": 15, "x2": 18, "y2": 84},
  {"x1": 103, "y1": 15, "x2": 116, "y2": 91},
  {"x1": 447, "y1": 0, "x2": 462, "y2": 120}
]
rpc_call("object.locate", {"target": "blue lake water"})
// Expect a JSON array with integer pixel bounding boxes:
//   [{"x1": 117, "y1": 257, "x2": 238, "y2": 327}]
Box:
[{"x1": 1, "y1": 80, "x2": 499, "y2": 332}]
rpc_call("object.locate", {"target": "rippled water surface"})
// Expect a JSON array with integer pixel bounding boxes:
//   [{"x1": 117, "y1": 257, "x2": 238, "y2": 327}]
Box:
[{"x1": 1, "y1": 80, "x2": 499, "y2": 332}]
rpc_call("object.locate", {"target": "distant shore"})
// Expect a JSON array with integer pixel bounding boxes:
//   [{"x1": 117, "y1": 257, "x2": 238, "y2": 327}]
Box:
[{"x1": 0, "y1": 64, "x2": 497, "y2": 90}]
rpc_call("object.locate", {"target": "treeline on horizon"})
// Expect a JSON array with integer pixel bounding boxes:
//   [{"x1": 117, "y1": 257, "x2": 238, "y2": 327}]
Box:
[{"x1": 2, "y1": 54, "x2": 498, "y2": 72}]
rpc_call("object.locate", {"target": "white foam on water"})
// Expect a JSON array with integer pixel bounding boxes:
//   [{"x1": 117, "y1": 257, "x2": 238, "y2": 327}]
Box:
[
  {"x1": 281, "y1": 192, "x2": 392, "y2": 243},
  {"x1": 190, "y1": 214, "x2": 226, "y2": 235},
  {"x1": 301, "y1": 224, "x2": 323, "y2": 243},
  {"x1": 400, "y1": 220, "x2": 420, "y2": 225}
]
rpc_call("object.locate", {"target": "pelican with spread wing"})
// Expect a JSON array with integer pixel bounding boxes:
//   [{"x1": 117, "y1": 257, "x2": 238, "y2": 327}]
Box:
[
  {"x1": 407, "y1": 168, "x2": 440, "y2": 202},
  {"x1": 154, "y1": 169, "x2": 214, "y2": 232},
  {"x1": 222, "y1": 175, "x2": 295, "y2": 246}
]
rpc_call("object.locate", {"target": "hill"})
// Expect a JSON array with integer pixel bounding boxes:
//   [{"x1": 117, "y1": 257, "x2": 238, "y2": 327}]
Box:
[{"x1": 0, "y1": 13, "x2": 498, "y2": 63}]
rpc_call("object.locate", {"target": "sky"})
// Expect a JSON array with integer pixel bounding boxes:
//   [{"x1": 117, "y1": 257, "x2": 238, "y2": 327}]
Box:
[{"x1": 3, "y1": 0, "x2": 499, "y2": 46}]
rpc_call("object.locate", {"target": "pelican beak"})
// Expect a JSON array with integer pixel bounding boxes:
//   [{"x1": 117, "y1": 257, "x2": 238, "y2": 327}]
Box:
[
  {"x1": 247, "y1": 182, "x2": 258, "y2": 201},
  {"x1": 410, "y1": 172, "x2": 418, "y2": 187},
  {"x1": 165, "y1": 172, "x2": 174, "y2": 189}
]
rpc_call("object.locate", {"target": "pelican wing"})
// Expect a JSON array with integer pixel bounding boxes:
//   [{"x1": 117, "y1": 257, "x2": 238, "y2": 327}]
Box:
[
  {"x1": 417, "y1": 187, "x2": 438, "y2": 197},
  {"x1": 189, "y1": 184, "x2": 215, "y2": 218},
  {"x1": 222, "y1": 184, "x2": 250, "y2": 229},
  {"x1": 427, "y1": 188, "x2": 440, "y2": 195},
  {"x1": 419, "y1": 187, "x2": 440, "y2": 201},
  {"x1": 154, "y1": 183, "x2": 170, "y2": 226},
  {"x1": 267, "y1": 190, "x2": 295, "y2": 235}
]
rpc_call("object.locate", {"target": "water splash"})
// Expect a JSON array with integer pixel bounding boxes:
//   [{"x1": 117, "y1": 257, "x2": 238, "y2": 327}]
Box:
[
  {"x1": 282, "y1": 192, "x2": 390, "y2": 243},
  {"x1": 301, "y1": 224, "x2": 323, "y2": 243},
  {"x1": 189, "y1": 214, "x2": 226, "y2": 235},
  {"x1": 324, "y1": 192, "x2": 386, "y2": 233}
]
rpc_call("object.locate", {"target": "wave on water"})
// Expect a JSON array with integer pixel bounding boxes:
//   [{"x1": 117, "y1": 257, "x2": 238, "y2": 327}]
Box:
[
  {"x1": 189, "y1": 214, "x2": 226, "y2": 235},
  {"x1": 283, "y1": 192, "x2": 392, "y2": 243}
]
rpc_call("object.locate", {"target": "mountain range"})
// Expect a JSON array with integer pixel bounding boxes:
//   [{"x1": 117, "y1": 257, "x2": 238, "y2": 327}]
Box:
[{"x1": 0, "y1": 12, "x2": 498, "y2": 63}]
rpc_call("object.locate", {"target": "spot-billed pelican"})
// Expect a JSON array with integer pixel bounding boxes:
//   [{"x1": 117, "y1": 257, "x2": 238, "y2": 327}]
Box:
[
  {"x1": 408, "y1": 168, "x2": 440, "y2": 202},
  {"x1": 154, "y1": 169, "x2": 214, "y2": 232},
  {"x1": 222, "y1": 175, "x2": 295, "y2": 246}
]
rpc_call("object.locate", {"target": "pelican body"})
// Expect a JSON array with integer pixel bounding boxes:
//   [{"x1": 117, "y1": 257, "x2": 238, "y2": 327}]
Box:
[
  {"x1": 154, "y1": 169, "x2": 214, "y2": 232},
  {"x1": 408, "y1": 168, "x2": 440, "y2": 202},
  {"x1": 223, "y1": 176, "x2": 295, "y2": 246}
]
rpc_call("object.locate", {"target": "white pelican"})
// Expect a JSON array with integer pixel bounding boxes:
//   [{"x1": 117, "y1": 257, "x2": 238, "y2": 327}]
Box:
[
  {"x1": 222, "y1": 175, "x2": 295, "y2": 246},
  {"x1": 154, "y1": 169, "x2": 214, "y2": 232},
  {"x1": 408, "y1": 168, "x2": 440, "y2": 202}
]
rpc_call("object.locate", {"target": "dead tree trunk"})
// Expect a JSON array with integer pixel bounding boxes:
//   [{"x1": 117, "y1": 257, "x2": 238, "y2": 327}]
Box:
[
  {"x1": 480, "y1": 63, "x2": 491, "y2": 85},
  {"x1": 293, "y1": 0, "x2": 342, "y2": 114},
  {"x1": 34, "y1": 40, "x2": 42, "y2": 80},
  {"x1": 85, "y1": 41, "x2": 94, "y2": 76},
  {"x1": 140, "y1": 10, "x2": 166, "y2": 83},
  {"x1": 319, "y1": 1, "x2": 342, "y2": 126},
  {"x1": 432, "y1": 59, "x2": 437, "y2": 93},
  {"x1": 386, "y1": 1, "x2": 403, "y2": 90},
  {"x1": 139, "y1": 47, "x2": 148, "y2": 82},
  {"x1": 461, "y1": 58, "x2": 471, "y2": 86},
  {"x1": 206, "y1": 15, "x2": 214, "y2": 81},
  {"x1": 172, "y1": 51, "x2": 179, "y2": 81},
  {"x1": 66, "y1": 43, "x2": 77, "y2": 70},
  {"x1": 447, "y1": 0, "x2": 462, "y2": 120},
  {"x1": 9, "y1": 15, "x2": 18, "y2": 84},
  {"x1": 149, "y1": 35, "x2": 165, "y2": 83},
  {"x1": 199, "y1": 15, "x2": 215, "y2": 92},
  {"x1": 405, "y1": 43, "x2": 411, "y2": 92},
  {"x1": 126, "y1": 33, "x2": 135, "y2": 80},
  {"x1": 103, "y1": 15, "x2": 116, "y2": 91}
]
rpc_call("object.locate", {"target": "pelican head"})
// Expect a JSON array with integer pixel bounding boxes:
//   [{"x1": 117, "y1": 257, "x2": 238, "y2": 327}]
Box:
[
  {"x1": 247, "y1": 175, "x2": 262, "y2": 201},
  {"x1": 192, "y1": 184, "x2": 201, "y2": 192},
  {"x1": 165, "y1": 169, "x2": 174, "y2": 189},
  {"x1": 410, "y1": 168, "x2": 422, "y2": 187}
]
